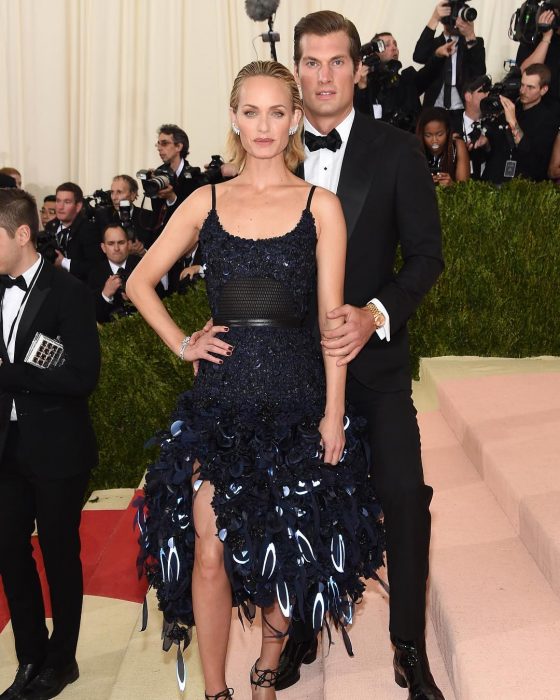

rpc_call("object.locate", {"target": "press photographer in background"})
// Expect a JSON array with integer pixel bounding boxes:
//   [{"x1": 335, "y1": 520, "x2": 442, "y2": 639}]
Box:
[
  {"x1": 461, "y1": 75, "x2": 491, "y2": 178},
  {"x1": 414, "y1": 1, "x2": 486, "y2": 132},
  {"x1": 354, "y1": 32, "x2": 453, "y2": 131},
  {"x1": 474, "y1": 64, "x2": 558, "y2": 184},
  {"x1": 88, "y1": 223, "x2": 165, "y2": 324},
  {"x1": 417, "y1": 106, "x2": 470, "y2": 186},
  {"x1": 108, "y1": 174, "x2": 156, "y2": 253},
  {"x1": 513, "y1": 0, "x2": 560, "y2": 117}
]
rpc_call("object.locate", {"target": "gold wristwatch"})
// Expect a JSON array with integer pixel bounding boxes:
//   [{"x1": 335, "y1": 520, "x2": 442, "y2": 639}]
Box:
[{"x1": 365, "y1": 301, "x2": 386, "y2": 328}]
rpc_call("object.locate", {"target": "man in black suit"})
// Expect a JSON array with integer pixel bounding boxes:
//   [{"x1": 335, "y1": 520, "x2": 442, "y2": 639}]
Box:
[
  {"x1": 0, "y1": 189, "x2": 100, "y2": 699},
  {"x1": 46, "y1": 182, "x2": 104, "y2": 282},
  {"x1": 413, "y1": 1, "x2": 486, "y2": 132},
  {"x1": 88, "y1": 223, "x2": 164, "y2": 323},
  {"x1": 108, "y1": 174, "x2": 157, "y2": 253},
  {"x1": 277, "y1": 11, "x2": 445, "y2": 699}
]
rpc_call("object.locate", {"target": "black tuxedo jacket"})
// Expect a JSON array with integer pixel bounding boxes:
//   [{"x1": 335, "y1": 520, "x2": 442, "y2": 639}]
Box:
[
  {"x1": 413, "y1": 26, "x2": 486, "y2": 108},
  {"x1": 88, "y1": 255, "x2": 164, "y2": 322},
  {"x1": 301, "y1": 112, "x2": 443, "y2": 391},
  {"x1": 46, "y1": 214, "x2": 104, "y2": 282},
  {"x1": 0, "y1": 261, "x2": 100, "y2": 477}
]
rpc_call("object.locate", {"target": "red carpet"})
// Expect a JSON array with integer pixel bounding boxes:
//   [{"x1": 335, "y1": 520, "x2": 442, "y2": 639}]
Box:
[{"x1": 0, "y1": 492, "x2": 147, "y2": 634}]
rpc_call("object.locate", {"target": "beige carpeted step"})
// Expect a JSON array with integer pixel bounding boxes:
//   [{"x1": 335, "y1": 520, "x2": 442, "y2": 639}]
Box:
[{"x1": 420, "y1": 407, "x2": 560, "y2": 699}]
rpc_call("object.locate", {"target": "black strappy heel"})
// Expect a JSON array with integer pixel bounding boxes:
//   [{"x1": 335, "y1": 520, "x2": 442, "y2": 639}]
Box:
[
  {"x1": 250, "y1": 660, "x2": 280, "y2": 689},
  {"x1": 205, "y1": 689, "x2": 234, "y2": 699}
]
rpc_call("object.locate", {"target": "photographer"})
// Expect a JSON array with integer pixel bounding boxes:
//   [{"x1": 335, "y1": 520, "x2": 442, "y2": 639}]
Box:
[
  {"x1": 88, "y1": 224, "x2": 164, "y2": 323},
  {"x1": 355, "y1": 32, "x2": 451, "y2": 131},
  {"x1": 43, "y1": 182, "x2": 104, "y2": 282},
  {"x1": 149, "y1": 124, "x2": 208, "y2": 234},
  {"x1": 414, "y1": 1, "x2": 486, "y2": 132},
  {"x1": 461, "y1": 75, "x2": 491, "y2": 177},
  {"x1": 516, "y1": 4, "x2": 560, "y2": 116},
  {"x1": 109, "y1": 174, "x2": 156, "y2": 253},
  {"x1": 480, "y1": 64, "x2": 558, "y2": 183}
]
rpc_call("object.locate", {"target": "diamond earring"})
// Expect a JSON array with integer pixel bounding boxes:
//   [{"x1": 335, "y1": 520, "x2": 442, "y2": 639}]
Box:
[
  {"x1": 289, "y1": 126, "x2": 297, "y2": 136},
  {"x1": 231, "y1": 123, "x2": 240, "y2": 136}
]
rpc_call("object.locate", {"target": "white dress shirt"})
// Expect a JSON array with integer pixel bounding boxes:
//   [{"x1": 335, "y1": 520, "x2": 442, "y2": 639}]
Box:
[
  {"x1": 1, "y1": 254, "x2": 43, "y2": 419},
  {"x1": 303, "y1": 110, "x2": 390, "y2": 341},
  {"x1": 435, "y1": 35, "x2": 464, "y2": 111}
]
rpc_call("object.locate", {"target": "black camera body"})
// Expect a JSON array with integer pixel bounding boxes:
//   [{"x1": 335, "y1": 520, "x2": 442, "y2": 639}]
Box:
[
  {"x1": 83, "y1": 189, "x2": 113, "y2": 225},
  {"x1": 360, "y1": 38, "x2": 386, "y2": 68},
  {"x1": 205, "y1": 155, "x2": 225, "y2": 184},
  {"x1": 480, "y1": 67, "x2": 522, "y2": 120},
  {"x1": 360, "y1": 38, "x2": 402, "y2": 88},
  {"x1": 442, "y1": 0, "x2": 478, "y2": 27},
  {"x1": 136, "y1": 164, "x2": 177, "y2": 198},
  {"x1": 510, "y1": 0, "x2": 560, "y2": 44},
  {"x1": 36, "y1": 229, "x2": 59, "y2": 264}
]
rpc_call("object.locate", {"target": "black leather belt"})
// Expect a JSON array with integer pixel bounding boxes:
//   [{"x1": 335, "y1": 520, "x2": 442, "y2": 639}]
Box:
[{"x1": 213, "y1": 317, "x2": 303, "y2": 328}]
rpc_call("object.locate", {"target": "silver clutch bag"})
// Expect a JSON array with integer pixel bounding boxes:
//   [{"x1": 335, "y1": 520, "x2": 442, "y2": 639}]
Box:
[{"x1": 24, "y1": 332, "x2": 66, "y2": 369}]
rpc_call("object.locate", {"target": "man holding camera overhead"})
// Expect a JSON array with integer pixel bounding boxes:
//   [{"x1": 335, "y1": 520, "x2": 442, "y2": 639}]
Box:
[{"x1": 413, "y1": 1, "x2": 486, "y2": 132}]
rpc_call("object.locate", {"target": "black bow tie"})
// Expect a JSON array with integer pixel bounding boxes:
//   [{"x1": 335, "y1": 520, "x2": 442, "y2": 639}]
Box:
[
  {"x1": 0, "y1": 275, "x2": 28, "y2": 292},
  {"x1": 305, "y1": 128, "x2": 342, "y2": 152}
]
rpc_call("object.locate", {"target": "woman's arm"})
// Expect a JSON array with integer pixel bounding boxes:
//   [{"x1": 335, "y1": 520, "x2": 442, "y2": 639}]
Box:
[
  {"x1": 126, "y1": 185, "x2": 230, "y2": 364},
  {"x1": 453, "y1": 134, "x2": 471, "y2": 182},
  {"x1": 314, "y1": 188, "x2": 348, "y2": 465}
]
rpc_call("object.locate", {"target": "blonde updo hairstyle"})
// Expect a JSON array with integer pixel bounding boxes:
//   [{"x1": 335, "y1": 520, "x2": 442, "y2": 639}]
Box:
[{"x1": 227, "y1": 60, "x2": 305, "y2": 173}]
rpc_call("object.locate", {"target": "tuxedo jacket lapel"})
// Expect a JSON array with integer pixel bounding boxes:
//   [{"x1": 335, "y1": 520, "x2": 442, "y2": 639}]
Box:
[
  {"x1": 337, "y1": 114, "x2": 384, "y2": 241},
  {"x1": 14, "y1": 263, "x2": 52, "y2": 362},
  {"x1": 0, "y1": 289, "x2": 9, "y2": 364}
]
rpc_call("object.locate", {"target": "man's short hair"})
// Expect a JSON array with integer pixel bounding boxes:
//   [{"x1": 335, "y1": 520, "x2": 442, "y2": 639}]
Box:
[
  {"x1": 294, "y1": 10, "x2": 362, "y2": 69},
  {"x1": 44, "y1": 194, "x2": 56, "y2": 203},
  {"x1": 372, "y1": 32, "x2": 392, "y2": 43},
  {"x1": 113, "y1": 174, "x2": 138, "y2": 196},
  {"x1": 524, "y1": 63, "x2": 552, "y2": 88},
  {"x1": 462, "y1": 74, "x2": 490, "y2": 100},
  {"x1": 0, "y1": 188, "x2": 39, "y2": 244},
  {"x1": 0, "y1": 167, "x2": 21, "y2": 181},
  {"x1": 158, "y1": 124, "x2": 189, "y2": 159},
  {"x1": 101, "y1": 223, "x2": 127, "y2": 243},
  {"x1": 56, "y1": 182, "x2": 84, "y2": 204}
]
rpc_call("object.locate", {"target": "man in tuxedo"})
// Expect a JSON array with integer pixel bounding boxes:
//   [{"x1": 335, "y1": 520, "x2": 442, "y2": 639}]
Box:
[
  {"x1": 88, "y1": 223, "x2": 164, "y2": 323},
  {"x1": 108, "y1": 174, "x2": 156, "y2": 253},
  {"x1": 413, "y1": 1, "x2": 486, "y2": 132},
  {"x1": 47, "y1": 182, "x2": 104, "y2": 281},
  {"x1": 277, "y1": 11, "x2": 445, "y2": 699},
  {"x1": 0, "y1": 189, "x2": 100, "y2": 699}
]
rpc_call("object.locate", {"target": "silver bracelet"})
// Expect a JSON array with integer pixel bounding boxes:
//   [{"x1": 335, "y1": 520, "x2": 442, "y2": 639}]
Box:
[{"x1": 178, "y1": 335, "x2": 191, "y2": 362}]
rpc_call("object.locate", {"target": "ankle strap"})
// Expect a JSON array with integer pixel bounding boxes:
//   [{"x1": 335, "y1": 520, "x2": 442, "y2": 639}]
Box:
[
  {"x1": 250, "y1": 662, "x2": 280, "y2": 688},
  {"x1": 205, "y1": 688, "x2": 234, "y2": 699}
]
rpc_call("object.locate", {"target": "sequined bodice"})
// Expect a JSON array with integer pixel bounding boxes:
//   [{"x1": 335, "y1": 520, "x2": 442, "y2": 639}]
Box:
[{"x1": 199, "y1": 208, "x2": 317, "y2": 320}]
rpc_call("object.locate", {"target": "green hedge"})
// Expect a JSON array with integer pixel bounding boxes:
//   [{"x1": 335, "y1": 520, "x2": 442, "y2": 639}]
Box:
[{"x1": 89, "y1": 180, "x2": 560, "y2": 492}]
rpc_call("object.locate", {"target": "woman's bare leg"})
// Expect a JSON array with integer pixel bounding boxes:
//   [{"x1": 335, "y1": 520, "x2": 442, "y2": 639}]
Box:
[
  {"x1": 251, "y1": 601, "x2": 290, "y2": 699},
  {"x1": 192, "y1": 477, "x2": 232, "y2": 696}
]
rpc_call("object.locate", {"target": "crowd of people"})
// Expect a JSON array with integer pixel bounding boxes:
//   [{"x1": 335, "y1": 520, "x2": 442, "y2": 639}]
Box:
[
  {"x1": 355, "y1": 1, "x2": 560, "y2": 187},
  {"x1": 0, "y1": 4, "x2": 557, "y2": 700}
]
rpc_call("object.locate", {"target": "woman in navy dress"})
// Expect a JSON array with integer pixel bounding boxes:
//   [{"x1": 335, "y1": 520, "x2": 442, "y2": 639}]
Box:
[{"x1": 127, "y1": 61, "x2": 384, "y2": 700}]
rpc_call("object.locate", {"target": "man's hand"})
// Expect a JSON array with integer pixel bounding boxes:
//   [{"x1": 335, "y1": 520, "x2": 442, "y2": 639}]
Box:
[
  {"x1": 500, "y1": 95, "x2": 517, "y2": 129},
  {"x1": 357, "y1": 63, "x2": 369, "y2": 89},
  {"x1": 435, "y1": 42, "x2": 456, "y2": 58},
  {"x1": 456, "y1": 18, "x2": 476, "y2": 41},
  {"x1": 432, "y1": 1, "x2": 452, "y2": 23},
  {"x1": 129, "y1": 239, "x2": 146, "y2": 256},
  {"x1": 539, "y1": 9, "x2": 556, "y2": 40},
  {"x1": 321, "y1": 304, "x2": 377, "y2": 366},
  {"x1": 53, "y1": 250, "x2": 65, "y2": 268},
  {"x1": 102, "y1": 275, "x2": 122, "y2": 299},
  {"x1": 157, "y1": 184, "x2": 175, "y2": 201},
  {"x1": 470, "y1": 134, "x2": 489, "y2": 150},
  {"x1": 220, "y1": 162, "x2": 239, "y2": 179},
  {"x1": 179, "y1": 265, "x2": 202, "y2": 281}
]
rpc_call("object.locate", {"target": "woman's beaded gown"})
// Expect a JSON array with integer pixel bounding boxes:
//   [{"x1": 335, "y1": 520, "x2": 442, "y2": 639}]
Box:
[{"x1": 137, "y1": 185, "x2": 385, "y2": 652}]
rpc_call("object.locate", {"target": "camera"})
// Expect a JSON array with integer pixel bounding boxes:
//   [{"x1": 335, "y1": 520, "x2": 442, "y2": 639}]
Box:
[
  {"x1": 136, "y1": 164, "x2": 177, "y2": 198},
  {"x1": 361, "y1": 38, "x2": 386, "y2": 68},
  {"x1": 360, "y1": 40, "x2": 402, "y2": 87},
  {"x1": 442, "y1": 0, "x2": 478, "y2": 27},
  {"x1": 36, "y1": 229, "x2": 60, "y2": 264},
  {"x1": 510, "y1": 0, "x2": 560, "y2": 44},
  {"x1": 83, "y1": 188, "x2": 113, "y2": 224},
  {"x1": 480, "y1": 67, "x2": 521, "y2": 119},
  {"x1": 205, "y1": 155, "x2": 225, "y2": 184}
]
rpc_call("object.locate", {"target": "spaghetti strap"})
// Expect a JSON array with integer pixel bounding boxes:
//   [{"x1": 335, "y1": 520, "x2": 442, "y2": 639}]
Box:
[
  {"x1": 211, "y1": 183, "x2": 216, "y2": 211},
  {"x1": 305, "y1": 185, "x2": 317, "y2": 211}
]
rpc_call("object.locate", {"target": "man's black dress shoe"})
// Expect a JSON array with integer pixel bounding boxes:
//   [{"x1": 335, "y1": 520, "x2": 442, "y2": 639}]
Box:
[
  {"x1": 21, "y1": 660, "x2": 79, "y2": 700},
  {"x1": 0, "y1": 664, "x2": 42, "y2": 700},
  {"x1": 275, "y1": 636, "x2": 318, "y2": 691},
  {"x1": 393, "y1": 638, "x2": 445, "y2": 700}
]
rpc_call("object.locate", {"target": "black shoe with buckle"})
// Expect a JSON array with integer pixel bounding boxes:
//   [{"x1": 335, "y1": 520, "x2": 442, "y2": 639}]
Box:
[
  {"x1": 21, "y1": 660, "x2": 79, "y2": 700},
  {"x1": 275, "y1": 635, "x2": 317, "y2": 691},
  {"x1": 393, "y1": 637, "x2": 445, "y2": 700},
  {"x1": 0, "y1": 664, "x2": 43, "y2": 700}
]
